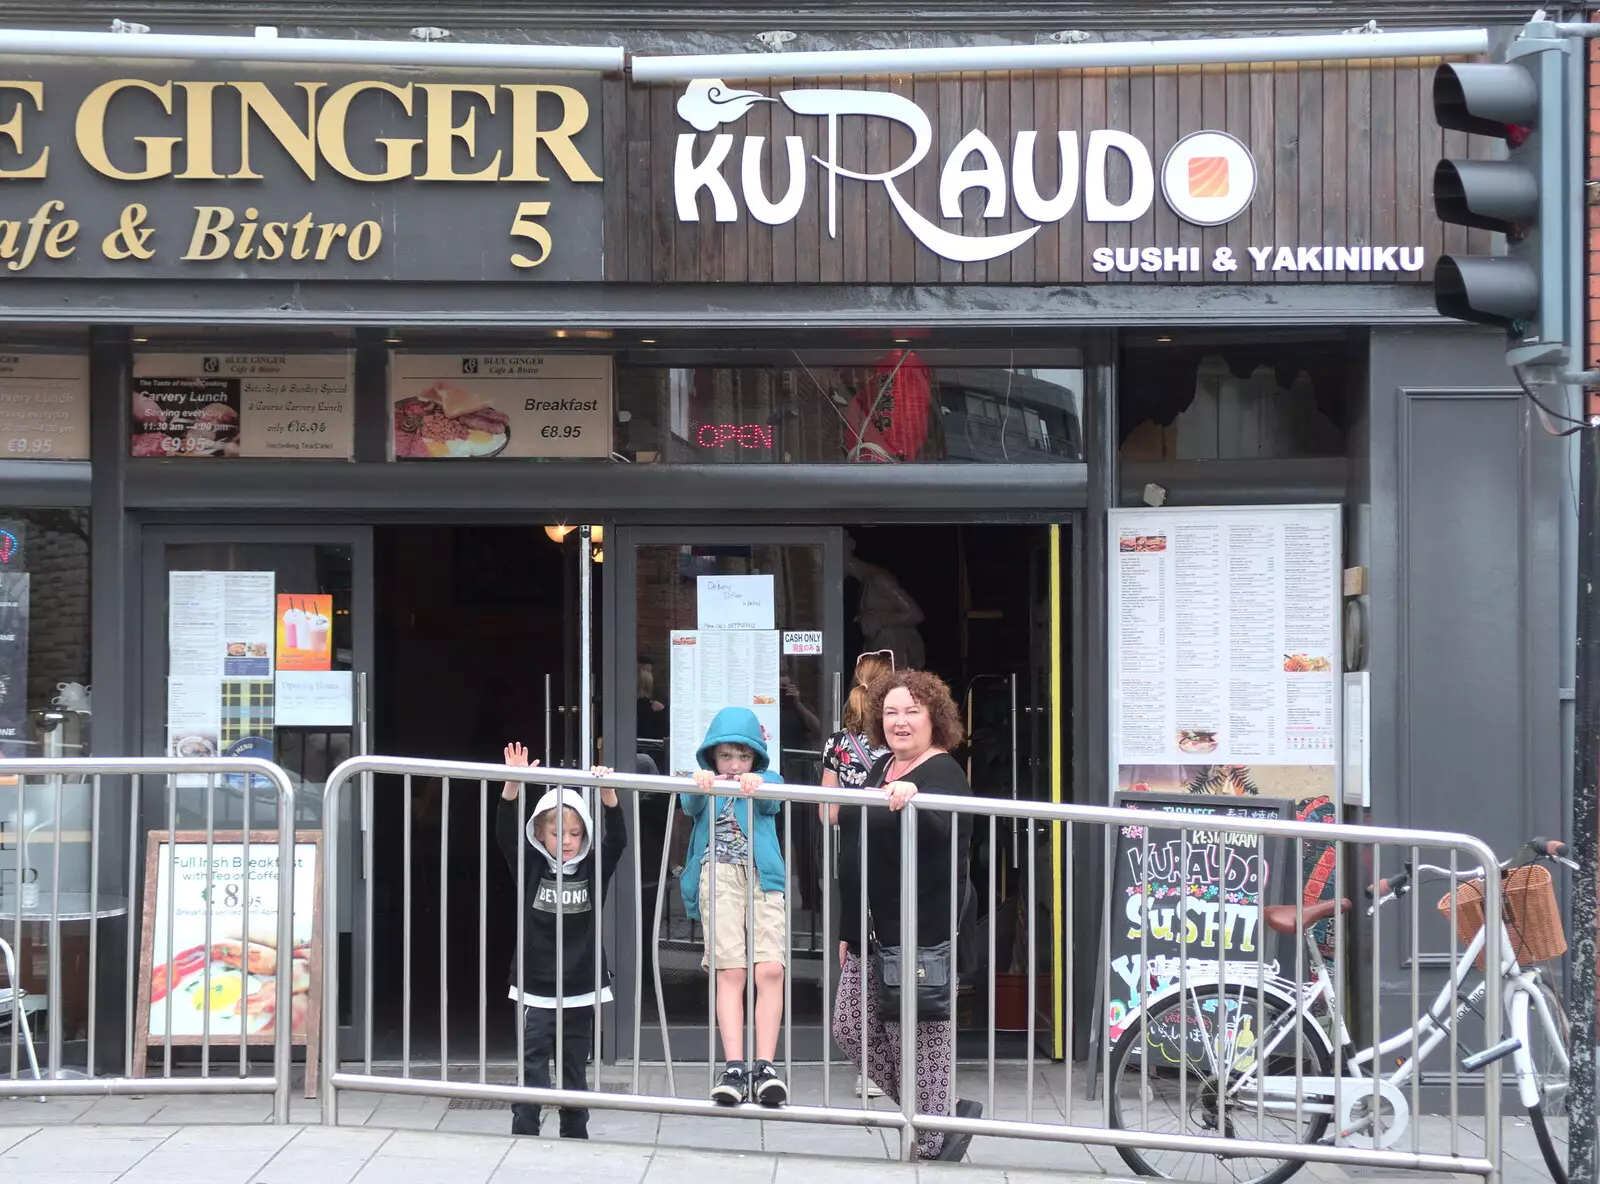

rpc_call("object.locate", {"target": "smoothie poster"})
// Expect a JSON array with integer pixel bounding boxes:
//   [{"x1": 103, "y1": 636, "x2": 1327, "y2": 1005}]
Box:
[{"x1": 276, "y1": 595, "x2": 332, "y2": 672}]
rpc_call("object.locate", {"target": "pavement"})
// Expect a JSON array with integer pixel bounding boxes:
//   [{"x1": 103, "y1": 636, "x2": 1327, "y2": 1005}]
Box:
[{"x1": 0, "y1": 1063, "x2": 1568, "y2": 1184}]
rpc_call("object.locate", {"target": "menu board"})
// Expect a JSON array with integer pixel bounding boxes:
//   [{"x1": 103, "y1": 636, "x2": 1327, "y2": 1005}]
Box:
[
  {"x1": 1105, "y1": 792, "x2": 1292, "y2": 1042},
  {"x1": 131, "y1": 353, "x2": 355, "y2": 459},
  {"x1": 1108, "y1": 505, "x2": 1342, "y2": 802},
  {"x1": 166, "y1": 572, "x2": 277, "y2": 769},
  {"x1": 0, "y1": 353, "x2": 89, "y2": 460},
  {"x1": 666, "y1": 630, "x2": 781, "y2": 779},
  {"x1": 390, "y1": 353, "x2": 612, "y2": 460}
]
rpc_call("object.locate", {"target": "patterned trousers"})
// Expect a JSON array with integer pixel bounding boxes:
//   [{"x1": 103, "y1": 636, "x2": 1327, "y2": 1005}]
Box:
[{"x1": 831, "y1": 951, "x2": 953, "y2": 1159}]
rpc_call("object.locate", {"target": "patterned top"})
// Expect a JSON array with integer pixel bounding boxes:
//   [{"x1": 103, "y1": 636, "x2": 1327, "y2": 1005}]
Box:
[
  {"x1": 713, "y1": 797, "x2": 750, "y2": 865},
  {"x1": 822, "y1": 729, "x2": 889, "y2": 790}
]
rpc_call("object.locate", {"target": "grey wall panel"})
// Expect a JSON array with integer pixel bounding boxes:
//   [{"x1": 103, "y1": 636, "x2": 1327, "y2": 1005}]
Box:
[{"x1": 1364, "y1": 327, "x2": 1564, "y2": 1082}]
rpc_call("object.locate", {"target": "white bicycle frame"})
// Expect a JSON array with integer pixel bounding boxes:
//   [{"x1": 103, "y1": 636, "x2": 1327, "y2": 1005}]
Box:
[{"x1": 1180, "y1": 874, "x2": 1571, "y2": 1146}]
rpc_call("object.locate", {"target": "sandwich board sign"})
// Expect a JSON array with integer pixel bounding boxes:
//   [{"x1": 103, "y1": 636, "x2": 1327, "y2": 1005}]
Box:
[{"x1": 134, "y1": 830, "x2": 322, "y2": 1097}]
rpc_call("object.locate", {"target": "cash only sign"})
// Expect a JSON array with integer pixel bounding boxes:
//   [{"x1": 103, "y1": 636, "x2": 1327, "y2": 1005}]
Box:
[{"x1": 0, "y1": 65, "x2": 604, "y2": 280}]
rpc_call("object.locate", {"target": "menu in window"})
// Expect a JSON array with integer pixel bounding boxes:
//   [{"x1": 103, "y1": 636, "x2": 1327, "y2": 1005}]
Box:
[
  {"x1": 1108, "y1": 506, "x2": 1342, "y2": 803},
  {"x1": 0, "y1": 353, "x2": 89, "y2": 461},
  {"x1": 667, "y1": 630, "x2": 781, "y2": 779},
  {"x1": 131, "y1": 353, "x2": 355, "y2": 459},
  {"x1": 166, "y1": 571, "x2": 277, "y2": 774}
]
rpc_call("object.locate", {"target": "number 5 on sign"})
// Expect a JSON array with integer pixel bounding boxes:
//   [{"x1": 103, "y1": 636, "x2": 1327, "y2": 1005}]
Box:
[{"x1": 509, "y1": 201, "x2": 552, "y2": 269}]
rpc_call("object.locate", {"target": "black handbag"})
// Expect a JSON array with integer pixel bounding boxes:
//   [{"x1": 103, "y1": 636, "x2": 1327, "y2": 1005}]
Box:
[{"x1": 871, "y1": 938, "x2": 954, "y2": 1021}]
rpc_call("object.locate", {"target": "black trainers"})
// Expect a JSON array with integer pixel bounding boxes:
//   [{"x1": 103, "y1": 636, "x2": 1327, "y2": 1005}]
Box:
[
  {"x1": 711, "y1": 1062, "x2": 748, "y2": 1106},
  {"x1": 934, "y1": 1098, "x2": 982, "y2": 1161},
  {"x1": 751, "y1": 1061, "x2": 788, "y2": 1108},
  {"x1": 559, "y1": 1114, "x2": 590, "y2": 1140}
]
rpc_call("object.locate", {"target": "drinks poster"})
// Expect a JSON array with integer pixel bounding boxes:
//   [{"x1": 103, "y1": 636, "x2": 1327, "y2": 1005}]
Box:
[{"x1": 276, "y1": 595, "x2": 332, "y2": 672}]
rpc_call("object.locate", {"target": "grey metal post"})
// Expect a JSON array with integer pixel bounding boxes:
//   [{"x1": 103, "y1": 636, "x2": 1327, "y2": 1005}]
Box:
[
  {"x1": 898, "y1": 800, "x2": 918, "y2": 1162},
  {"x1": 579, "y1": 527, "x2": 593, "y2": 769}
]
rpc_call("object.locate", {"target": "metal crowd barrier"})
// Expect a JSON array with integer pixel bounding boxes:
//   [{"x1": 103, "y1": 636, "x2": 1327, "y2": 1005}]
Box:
[
  {"x1": 320, "y1": 755, "x2": 1506, "y2": 1180},
  {"x1": 0, "y1": 758, "x2": 298, "y2": 1122}
]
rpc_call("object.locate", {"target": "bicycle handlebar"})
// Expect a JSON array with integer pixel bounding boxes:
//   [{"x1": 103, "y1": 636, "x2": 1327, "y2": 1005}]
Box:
[
  {"x1": 1364, "y1": 870, "x2": 1411, "y2": 900},
  {"x1": 1529, "y1": 837, "x2": 1569, "y2": 860}
]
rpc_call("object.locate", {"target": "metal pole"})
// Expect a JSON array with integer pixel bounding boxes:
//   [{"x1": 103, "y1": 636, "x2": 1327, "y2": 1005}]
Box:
[
  {"x1": 579, "y1": 528, "x2": 594, "y2": 772},
  {"x1": 630, "y1": 27, "x2": 1490, "y2": 82},
  {"x1": 1569, "y1": 408, "x2": 1599, "y2": 1184}
]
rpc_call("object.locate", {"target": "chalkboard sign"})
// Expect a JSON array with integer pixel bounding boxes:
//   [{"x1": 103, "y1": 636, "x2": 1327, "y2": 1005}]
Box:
[{"x1": 1105, "y1": 792, "x2": 1293, "y2": 1043}]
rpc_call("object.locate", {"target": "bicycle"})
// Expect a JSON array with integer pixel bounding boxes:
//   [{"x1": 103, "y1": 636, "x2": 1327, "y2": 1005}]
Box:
[{"x1": 1106, "y1": 836, "x2": 1575, "y2": 1184}]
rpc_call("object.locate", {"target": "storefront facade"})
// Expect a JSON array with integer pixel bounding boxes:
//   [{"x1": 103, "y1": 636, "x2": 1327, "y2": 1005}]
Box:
[{"x1": 0, "y1": 3, "x2": 1570, "y2": 1067}]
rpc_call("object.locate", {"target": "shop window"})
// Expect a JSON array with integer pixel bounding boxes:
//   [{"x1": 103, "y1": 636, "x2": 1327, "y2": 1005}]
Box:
[
  {"x1": 1119, "y1": 339, "x2": 1351, "y2": 461},
  {"x1": 617, "y1": 359, "x2": 1084, "y2": 464},
  {"x1": 0, "y1": 510, "x2": 91, "y2": 760}
]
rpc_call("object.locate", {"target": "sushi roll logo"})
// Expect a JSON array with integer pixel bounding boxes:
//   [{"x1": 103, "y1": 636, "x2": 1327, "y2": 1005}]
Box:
[{"x1": 1160, "y1": 131, "x2": 1256, "y2": 227}]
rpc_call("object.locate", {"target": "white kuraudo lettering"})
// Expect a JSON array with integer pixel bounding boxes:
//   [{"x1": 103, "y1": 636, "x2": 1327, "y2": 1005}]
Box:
[{"x1": 673, "y1": 79, "x2": 1426, "y2": 272}]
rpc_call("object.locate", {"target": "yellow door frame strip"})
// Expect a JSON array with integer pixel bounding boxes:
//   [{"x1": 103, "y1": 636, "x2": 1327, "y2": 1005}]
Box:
[{"x1": 1050, "y1": 524, "x2": 1065, "y2": 1060}]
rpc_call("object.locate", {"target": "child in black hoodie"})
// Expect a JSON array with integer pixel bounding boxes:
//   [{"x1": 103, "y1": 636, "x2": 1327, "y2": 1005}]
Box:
[{"x1": 497, "y1": 742, "x2": 626, "y2": 1140}]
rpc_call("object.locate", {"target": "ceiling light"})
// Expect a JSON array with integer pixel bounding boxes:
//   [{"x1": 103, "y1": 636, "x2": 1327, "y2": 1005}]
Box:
[
  {"x1": 131, "y1": 336, "x2": 149, "y2": 343},
  {"x1": 545, "y1": 525, "x2": 575, "y2": 543},
  {"x1": 384, "y1": 336, "x2": 402, "y2": 344},
  {"x1": 552, "y1": 329, "x2": 569, "y2": 338},
  {"x1": 639, "y1": 338, "x2": 657, "y2": 344},
  {"x1": 589, "y1": 525, "x2": 604, "y2": 545},
  {"x1": 1156, "y1": 336, "x2": 1173, "y2": 343},
  {"x1": 893, "y1": 338, "x2": 910, "y2": 344}
]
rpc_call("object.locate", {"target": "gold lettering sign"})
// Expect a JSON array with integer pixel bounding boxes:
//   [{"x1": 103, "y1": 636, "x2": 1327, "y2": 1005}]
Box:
[
  {"x1": 26, "y1": 77, "x2": 605, "y2": 184},
  {"x1": 0, "y1": 82, "x2": 49, "y2": 179}
]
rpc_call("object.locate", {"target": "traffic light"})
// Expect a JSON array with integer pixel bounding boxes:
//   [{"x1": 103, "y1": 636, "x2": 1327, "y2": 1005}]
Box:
[{"x1": 1431, "y1": 36, "x2": 1581, "y2": 368}]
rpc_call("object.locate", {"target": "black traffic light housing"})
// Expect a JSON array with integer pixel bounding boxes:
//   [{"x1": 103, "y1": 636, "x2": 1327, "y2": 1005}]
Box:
[{"x1": 1431, "y1": 38, "x2": 1581, "y2": 368}]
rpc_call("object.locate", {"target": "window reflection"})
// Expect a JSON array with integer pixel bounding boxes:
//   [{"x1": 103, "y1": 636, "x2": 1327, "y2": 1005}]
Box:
[{"x1": 617, "y1": 359, "x2": 1083, "y2": 464}]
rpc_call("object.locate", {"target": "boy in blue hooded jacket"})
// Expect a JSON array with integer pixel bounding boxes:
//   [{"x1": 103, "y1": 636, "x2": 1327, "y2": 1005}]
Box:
[{"x1": 681, "y1": 707, "x2": 788, "y2": 1107}]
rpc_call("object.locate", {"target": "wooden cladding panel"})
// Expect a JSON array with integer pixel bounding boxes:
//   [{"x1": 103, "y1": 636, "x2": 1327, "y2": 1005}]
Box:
[{"x1": 604, "y1": 60, "x2": 1458, "y2": 284}]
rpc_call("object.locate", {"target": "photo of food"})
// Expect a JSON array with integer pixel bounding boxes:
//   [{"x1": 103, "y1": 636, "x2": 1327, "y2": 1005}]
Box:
[
  {"x1": 247, "y1": 643, "x2": 269, "y2": 659},
  {"x1": 170, "y1": 731, "x2": 217, "y2": 759},
  {"x1": 1176, "y1": 728, "x2": 1219, "y2": 754},
  {"x1": 1284, "y1": 653, "x2": 1333, "y2": 672},
  {"x1": 1119, "y1": 533, "x2": 1168, "y2": 553},
  {"x1": 130, "y1": 380, "x2": 242, "y2": 458},
  {"x1": 393, "y1": 382, "x2": 511, "y2": 459},
  {"x1": 148, "y1": 928, "x2": 311, "y2": 1038},
  {"x1": 226, "y1": 642, "x2": 247, "y2": 657}
]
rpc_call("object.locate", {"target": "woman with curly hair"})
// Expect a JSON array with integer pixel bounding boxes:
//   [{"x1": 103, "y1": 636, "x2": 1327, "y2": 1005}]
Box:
[{"x1": 831, "y1": 668, "x2": 979, "y2": 1161}]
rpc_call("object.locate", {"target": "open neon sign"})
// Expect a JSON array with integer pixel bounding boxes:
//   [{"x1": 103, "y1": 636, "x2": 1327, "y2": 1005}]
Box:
[{"x1": 696, "y1": 423, "x2": 773, "y2": 450}]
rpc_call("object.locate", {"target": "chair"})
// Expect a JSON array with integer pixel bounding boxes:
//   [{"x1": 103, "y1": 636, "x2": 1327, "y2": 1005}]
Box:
[{"x1": 0, "y1": 935, "x2": 43, "y2": 1089}]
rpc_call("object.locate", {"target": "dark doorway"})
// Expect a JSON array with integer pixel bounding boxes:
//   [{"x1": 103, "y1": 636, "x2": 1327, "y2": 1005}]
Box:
[{"x1": 369, "y1": 525, "x2": 578, "y2": 1064}]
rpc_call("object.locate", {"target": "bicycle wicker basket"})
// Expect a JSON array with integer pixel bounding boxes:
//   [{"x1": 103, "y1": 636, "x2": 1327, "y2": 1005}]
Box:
[{"x1": 1437, "y1": 864, "x2": 1567, "y2": 969}]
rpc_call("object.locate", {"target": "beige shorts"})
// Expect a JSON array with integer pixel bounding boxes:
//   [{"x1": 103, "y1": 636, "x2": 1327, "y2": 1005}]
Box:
[{"x1": 699, "y1": 861, "x2": 787, "y2": 970}]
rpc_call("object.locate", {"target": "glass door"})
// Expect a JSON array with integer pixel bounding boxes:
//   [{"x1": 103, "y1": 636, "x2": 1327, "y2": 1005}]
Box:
[
  {"x1": 140, "y1": 524, "x2": 374, "y2": 1060},
  {"x1": 609, "y1": 527, "x2": 844, "y2": 1062}
]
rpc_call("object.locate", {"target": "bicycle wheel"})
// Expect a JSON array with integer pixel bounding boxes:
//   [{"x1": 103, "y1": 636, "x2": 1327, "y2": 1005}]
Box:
[
  {"x1": 1524, "y1": 977, "x2": 1571, "y2": 1184},
  {"x1": 1108, "y1": 983, "x2": 1333, "y2": 1184}
]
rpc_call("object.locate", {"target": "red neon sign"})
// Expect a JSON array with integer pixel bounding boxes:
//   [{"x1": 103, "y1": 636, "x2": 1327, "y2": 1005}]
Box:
[{"x1": 696, "y1": 423, "x2": 773, "y2": 450}]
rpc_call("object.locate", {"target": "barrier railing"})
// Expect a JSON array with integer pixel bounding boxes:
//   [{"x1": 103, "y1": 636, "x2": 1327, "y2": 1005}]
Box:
[
  {"x1": 0, "y1": 757, "x2": 297, "y2": 1122},
  {"x1": 320, "y1": 755, "x2": 1512, "y2": 1181}
]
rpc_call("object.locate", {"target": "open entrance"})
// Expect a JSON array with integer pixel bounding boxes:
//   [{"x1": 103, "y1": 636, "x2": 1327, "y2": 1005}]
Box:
[
  {"x1": 368, "y1": 525, "x2": 588, "y2": 1063},
  {"x1": 628, "y1": 522, "x2": 1069, "y2": 1062}
]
